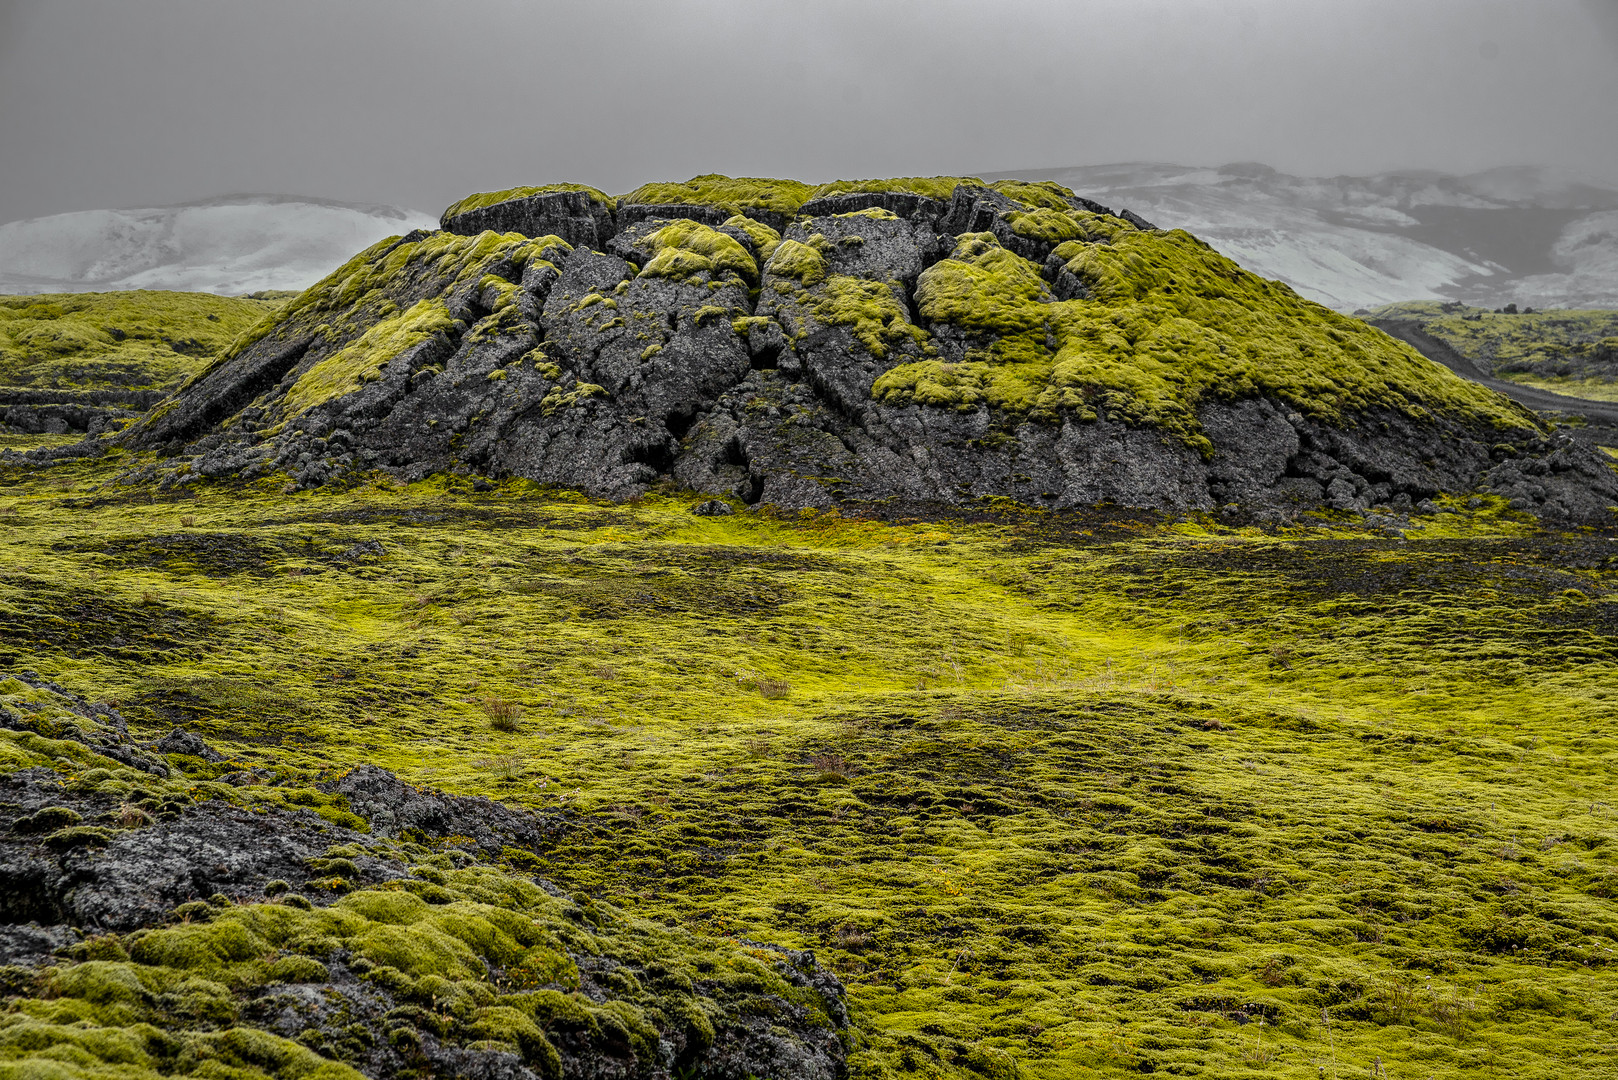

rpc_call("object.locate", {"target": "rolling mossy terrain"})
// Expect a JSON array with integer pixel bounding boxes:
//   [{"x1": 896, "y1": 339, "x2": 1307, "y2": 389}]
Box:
[
  {"x1": 1369, "y1": 302, "x2": 1618, "y2": 402},
  {"x1": 0, "y1": 290, "x2": 290, "y2": 436},
  {"x1": 0, "y1": 292, "x2": 288, "y2": 392},
  {"x1": 37, "y1": 173, "x2": 1607, "y2": 522},
  {"x1": 0, "y1": 440, "x2": 1615, "y2": 1077}
]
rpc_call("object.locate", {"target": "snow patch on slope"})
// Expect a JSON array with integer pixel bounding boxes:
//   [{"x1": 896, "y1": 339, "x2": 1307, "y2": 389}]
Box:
[{"x1": 0, "y1": 195, "x2": 437, "y2": 296}]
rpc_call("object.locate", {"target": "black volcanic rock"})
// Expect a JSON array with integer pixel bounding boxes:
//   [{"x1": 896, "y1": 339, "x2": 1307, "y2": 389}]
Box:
[
  {"x1": 441, "y1": 188, "x2": 615, "y2": 251},
  {"x1": 95, "y1": 174, "x2": 1618, "y2": 522},
  {"x1": 0, "y1": 682, "x2": 849, "y2": 1080}
]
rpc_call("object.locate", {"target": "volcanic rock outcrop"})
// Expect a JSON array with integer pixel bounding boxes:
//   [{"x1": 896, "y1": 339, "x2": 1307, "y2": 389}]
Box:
[
  {"x1": 113, "y1": 174, "x2": 1618, "y2": 520},
  {"x1": 0, "y1": 673, "x2": 849, "y2": 1080}
]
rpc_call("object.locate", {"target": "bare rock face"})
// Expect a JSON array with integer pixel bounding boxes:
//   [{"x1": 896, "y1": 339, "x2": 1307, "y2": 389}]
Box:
[
  {"x1": 104, "y1": 175, "x2": 1618, "y2": 523},
  {"x1": 441, "y1": 188, "x2": 615, "y2": 250}
]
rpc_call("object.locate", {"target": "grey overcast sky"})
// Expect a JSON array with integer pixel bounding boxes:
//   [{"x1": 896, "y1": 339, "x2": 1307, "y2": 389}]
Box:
[{"x1": 2, "y1": 0, "x2": 1617, "y2": 225}]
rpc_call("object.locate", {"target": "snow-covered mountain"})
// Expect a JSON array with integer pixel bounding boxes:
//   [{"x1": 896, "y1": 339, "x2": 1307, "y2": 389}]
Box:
[
  {"x1": 992, "y1": 163, "x2": 1618, "y2": 312},
  {"x1": 0, "y1": 195, "x2": 437, "y2": 296}
]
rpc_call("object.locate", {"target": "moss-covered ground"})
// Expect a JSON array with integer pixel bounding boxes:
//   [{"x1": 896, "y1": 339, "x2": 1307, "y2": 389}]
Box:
[
  {"x1": 1368, "y1": 302, "x2": 1618, "y2": 398},
  {"x1": 0, "y1": 292, "x2": 289, "y2": 392},
  {"x1": 2, "y1": 438, "x2": 1615, "y2": 1078},
  {"x1": 876, "y1": 233, "x2": 1529, "y2": 450}
]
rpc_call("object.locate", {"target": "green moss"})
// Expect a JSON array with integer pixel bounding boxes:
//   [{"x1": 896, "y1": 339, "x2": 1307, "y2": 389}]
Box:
[
  {"x1": 539, "y1": 381, "x2": 608, "y2": 416},
  {"x1": 126, "y1": 230, "x2": 570, "y2": 441},
  {"x1": 808, "y1": 177, "x2": 983, "y2": 203},
  {"x1": 722, "y1": 215, "x2": 783, "y2": 263},
  {"x1": 43, "y1": 825, "x2": 113, "y2": 850},
  {"x1": 619, "y1": 174, "x2": 814, "y2": 216},
  {"x1": 190, "y1": 1027, "x2": 365, "y2": 1079},
  {"x1": 764, "y1": 240, "x2": 827, "y2": 286},
  {"x1": 1004, "y1": 207, "x2": 1132, "y2": 244},
  {"x1": 692, "y1": 305, "x2": 731, "y2": 327},
  {"x1": 811, "y1": 277, "x2": 932, "y2": 361},
  {"x1": 635, "y1": 221, "x2": 758, "y2": 286},
  {"x1": 988, "y1": 178, "x2": 1087, "y2": 211},
  {"x1": 0, "y1": 290, "x2": 284, "y2": 392},
  {"x1": 914, "y1": 234, "x2": 1052, "y2": 340},
  {"x1": 441, "y1": 184, "x2": 616, "y2": 222},
  {"x1": 0, "y1": 846, "x2": 816, "y2": 1077},
  {"x1": 1368, "y1": 302, "x2": 1618, "y2": 392},
  {"x1": 266, "y1": 956, "x2": 327, "y2": 984},
  {"x1": 14, "y1": 805, "x2": 81, "y2": 832},
  {"x1": 469, "y1": 1006, "x2": 561, "y2": 1076},
  {"x1": 876, "y1": 231, "x2": 1533, "y2": 446},
  {"x1": 279, "y1": 299, "x2": 458, "y2": 417},
  {"x1": 7, "y1": 275, "x2": 1618, "y2": 1078},
  {"x1": 832, "y1": 207, "x2": 900, "y2": 221}
]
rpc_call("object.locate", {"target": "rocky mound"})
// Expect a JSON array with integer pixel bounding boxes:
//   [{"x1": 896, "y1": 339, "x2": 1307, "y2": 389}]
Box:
[
  {"x1": 0, "y1": 672, "x2": 847, "y2": 1080},
  {"x1": 104, "y1": 174, "x2": 1618, "y2": 520}
]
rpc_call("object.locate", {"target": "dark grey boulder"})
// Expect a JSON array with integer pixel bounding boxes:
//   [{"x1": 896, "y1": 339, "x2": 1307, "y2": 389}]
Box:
[
  {"x1": 441, "y1": 188, "x2": 614, "y2": 249},
  {"x1": 1119, "y1": 207, "x2": 1159, "y2": 231},
  {"x1": 0, "y1": 672, "x2": 169, "y2": 776},
  {"x1": 152, "y1": 727, "x2": 226, "y2": 762},
  {"x1": 798, "y1": 189, "x2": 951, "y2": 226},
  {"x1": 322, "y1": 763, "x2": 561, "y2": 856}
]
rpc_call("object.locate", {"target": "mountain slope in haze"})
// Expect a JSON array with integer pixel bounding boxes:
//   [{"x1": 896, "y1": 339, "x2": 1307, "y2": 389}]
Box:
[
  {"x1": 990, "y1": 163, "x2": 1618, "y2": 312},
  {"x1": 0, "y1": 195, "x2": 438, "y2": 296}
]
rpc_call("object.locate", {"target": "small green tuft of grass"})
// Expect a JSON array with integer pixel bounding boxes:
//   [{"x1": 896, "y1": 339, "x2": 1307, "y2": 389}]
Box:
[
  {"x1": 476, "y1": 695, "x2": 523, "y2": 732},
  {"x1": 756, "y1": 677, "x2": 791, "y2": 700}
]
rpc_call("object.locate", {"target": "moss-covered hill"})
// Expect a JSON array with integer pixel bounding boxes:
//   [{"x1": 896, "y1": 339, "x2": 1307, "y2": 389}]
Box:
[
  {"x1": 0, "y1": 290, "x2": 289, "y2": 438},
  {"x1": 83, "y1": 173, "x2": 1615, "y2": 522},
  {"x1": 1369, "y1": 301, "x2": 1618, "y2": 403},
  {"x1": 0, "y1": 291, "x2": 287, "y2": 392},
  {"x1": 0, "y1": 448, "x2": 1614, "y2": 1079}
]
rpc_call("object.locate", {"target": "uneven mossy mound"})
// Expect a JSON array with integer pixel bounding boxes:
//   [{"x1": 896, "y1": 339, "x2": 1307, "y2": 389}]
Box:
[
  {"x1": 877, "y1": 229, "x2": 1522, "y2": 450},
  {"x1": 58, "y1": 174, "x2": 1615, "y2": 521},
  {"x1": 0, "y1": 290, "x2": 287, "y2": 436},
  {"x1": 1371, "y1": 301, "x2": 1618, "y2": 401},
  {"x1": 0, "y1": 676, "x2": 847, "y2": 1080},
  {"x1": 0, "y1": 291, "x2": 286, "y2": 393},
  {"x1": 0, "y1": 455, "x2": 1615, "y2": 1077}
]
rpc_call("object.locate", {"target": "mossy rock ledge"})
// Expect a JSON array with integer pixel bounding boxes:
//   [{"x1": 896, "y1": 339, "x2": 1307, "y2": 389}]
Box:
[
  {"x1": 0, "y1": 673, "x2": 848, "y2": 1080},
  {"x1": 89, "y1": 175, "x2": 1618, "y2": 520}
]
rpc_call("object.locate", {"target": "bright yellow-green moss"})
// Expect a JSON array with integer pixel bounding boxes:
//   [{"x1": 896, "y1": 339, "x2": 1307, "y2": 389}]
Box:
[
  {"x1": 153, "y1": 231, "x2": 566, "y2": 417},
  {"x1": 832, "y1": 208, "x2": 900, "y2": 221},
  {"x1": 914, "y1": 234, "x2": 1051, "y2": 340},
  {"x1": 808, "y1": 176, "x2": 983, "y2": 203},
  {"x1": 0, "y1": 1014, "x2": 363, "y2": 1080},
  {"x1": 636, "y1": 221, "x2": 758, "y2": 286},
  {"x1": 988, "y1": 178, "x2": 1086, "y2": 211},
  {"x1": 539, "y1": 381, "x2": 608, "y2": 415},
  {"x1": 441, "y1": 184, "x2": 616, "y2": 221},
  {"x1": 0, "y1": 291, "x2": 285, "y2": 391},
  {"x1": 2, "y1": 448, "x2": 1617, "y2": 1079},
  {"x1": 1005, "y1": 208, "x2": 1133, "y2": 245},
  {"x1": 279, "y1": 299, "x2": 458, "y2": 417},
  {"x1": 876, "y1": 231, "x2": 1533, "y2": 447},
  {"x1": 2, "y1": 459, "x2": 1615, "y2": 1080},
  {"x1": 721, "y1": 215, "x2": 782, "y2": 263},
  {"x1": 763, "y1": 240, "x2": 827, "y2": 286},
  {"x1": 811, "y1": 277, "x2": 932, "y2": 360},
  {"x1": 619, "y1": 175, "x2": 814, "y2": 216}
]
